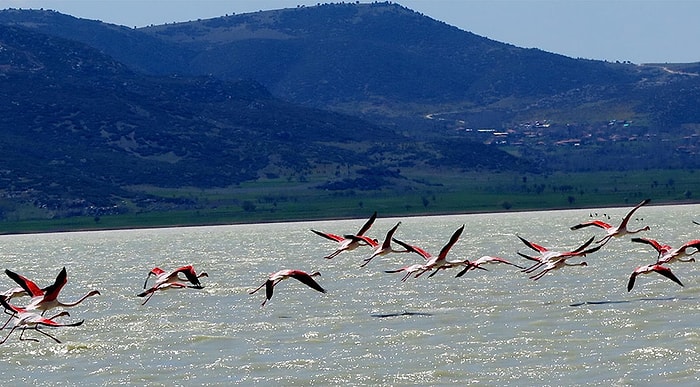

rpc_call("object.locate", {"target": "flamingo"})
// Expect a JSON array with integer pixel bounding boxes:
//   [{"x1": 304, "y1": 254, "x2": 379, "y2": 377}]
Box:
[
  {"x1": 249, "y1": 269, "x2": 325, "y2": 307},
  {"x1": 139, "y1": 265, "x2": 208, "y2": 305},
  {"x1": 516, "y1": 235, "x2": 599, "y2": 274},
  {"x1": 4, "y1": 267, "x2": 100, "y2": 315},
  {"x1": 138, "y1": 282, "x2": 193, "y2": 305},
  {"x1": 0, "y1": 296, "x2": 83, "y2": 344},
  {"x1": 384, "y1": 264, "x2": 427, "y2": 282},
  {"x1": 390, "y1": 224, "x2": 465, "y2": 277},
  {"x1": 528, "y1": 257, "x2": 588, "y2": 281},
  {"x1": 627, "y1": 264, "x2": 683, "y2": 291},
  {"x1": 632, "y1": 237, "x2": 700, "y2": 264},
  {"x1": 311, "y1": 212, "x2": 378, "y2": 259},
  {"x1": 358, "y1": 222, "x2": 409, "y2": 268},
  {"x1": 455, "y1": 256, "x2": 524, "y2": 277},
  {"x1": 570, "y1": 199, "x2": 651, "y2": 245},
  {"x1": 143, "y1": 265, "x2": 208, "y2": 289},
  {"x1": 516, "y1": 235, "x2": 601, "y2": 280}
]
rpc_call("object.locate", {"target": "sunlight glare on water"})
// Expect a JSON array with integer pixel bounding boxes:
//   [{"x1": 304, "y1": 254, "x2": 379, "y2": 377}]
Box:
[{"x1": 0, "y1": 203, "x2": 699, "y2": 385}]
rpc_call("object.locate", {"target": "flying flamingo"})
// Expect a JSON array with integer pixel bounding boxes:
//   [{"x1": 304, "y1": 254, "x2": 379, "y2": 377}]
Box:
[
  {"x1": 4, "y1": 268, "x2": 101, "y2": 315},
  {"x1": 390, "y1": 224, "x2": 465, "y2": 277},
  {"x1": 632, "y1": 237, "x2": 700, "y2": 264},
  {"x1": 527, "y1": 257, "x2": 589, "y2": 281},
  {"x1": 570, "y1": 198, "x2": 651, "y2": 245},
  {"x1": 516, "y1": 235, "x2": 598, "y2": 274},
  {"x1": 143, "y1": 265, "x2": 208, "y2": 289},
  {"x1": 384, "y1": 263, "x2": 427, "y2": 282},
  {"x1": 249, "y1": 269, "x2": 325, "y2": 306},
  {"x1": 0, "y1": 296, "x2": 84, "y2": 344},
  {"x1": 358, "y1": 222, "x2": 409, "y2": 268},
  {"x1": 311, "y1": 211, "x2": 378, "y2": 259},
  {"x1": 516, "y1": 235, "x2": 601, "y2": 279},
  {"x1": 139, "y1": 265, "x2": 208, "y2": 305},
  {"x1": 455, "y1": 256, "x2": 524, "y2": 277},
  {"x1": 138, "y1": 282, "x2": 194, "y2": 305},
  {"x1": 627, "y1": 264, "x2": 684, "y2": 291}
]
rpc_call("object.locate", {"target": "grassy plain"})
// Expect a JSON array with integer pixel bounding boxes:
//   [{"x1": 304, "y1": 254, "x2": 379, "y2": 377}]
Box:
[{"x1": 0, "y1": 169, "x2": 697, "y2": 234}]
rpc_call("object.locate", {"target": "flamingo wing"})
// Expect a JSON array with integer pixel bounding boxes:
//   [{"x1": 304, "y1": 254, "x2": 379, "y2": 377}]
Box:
[
  {"x1": 381, "y1": 222, "x2": 402, "y2": 248},
  {"x1": 570, "y1": 220, "x2": 612, "y2": 231},
  {"x1": 653, "y1": 265, "x2": 684, "y2": 287},
  {"x1": 175, "y1": 266, "x2": 203, "y2": 288},
  {"x1": 356, "y1": 211, "x2": 378, "y2": 236},
  {"x1": 516, "y1": 235, "x2": 549, "y2": 253},
  {"x1": 631, "y1": 237, "x2": 668, "y2": 254},
  {"x1": 0, "y1": 294, "x2": 23, "y2": 313},
  {"x1": 289, "y1": 271, "x2": 326, "y2": 294},
  {"x1": 4, "y1": 269, "x2": 44, "y2": 297},
  {"x1": 344, "y1": 234, "x2": 378, "y2": 247},
  {"x1": 143, "y1": 267, "x2": 166, "y2": 288},
  {"x1": 570, "y1": 236, "x2": 595, "y2": 253},
  {"x1": 438, "y1": 225, "x2": 465, "y2": 259},
  {"x1": 311, "y1": 229, "x2": 344, "y2": 243},
  {"x1": 40, "y1": 267, "x2": 68, "y2": 302},
  {"x1": 619, "y1": 198, "x2": 650, "y2": 228},
  {"x1": 34, "y1": 315, "x2": 85, "y2": 328},
  {"x1": 392, "y1": 238, "x2": 432, "y2": 259}
]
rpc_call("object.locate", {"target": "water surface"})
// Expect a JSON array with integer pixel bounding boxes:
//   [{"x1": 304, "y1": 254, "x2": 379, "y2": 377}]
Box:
[{"x1": 1, "y1": 204, "x2": 699, "y2": 385}]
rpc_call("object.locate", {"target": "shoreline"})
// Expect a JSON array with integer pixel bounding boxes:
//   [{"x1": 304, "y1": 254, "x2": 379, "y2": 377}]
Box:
[{"x1": 2, "y1": 199, "x2": 698, "y2": 236}]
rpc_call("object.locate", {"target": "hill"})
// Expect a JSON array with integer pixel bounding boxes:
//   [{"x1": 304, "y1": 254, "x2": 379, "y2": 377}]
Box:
[{"x1": 0, "y1": 2, "x2": 699, "y2": 228}]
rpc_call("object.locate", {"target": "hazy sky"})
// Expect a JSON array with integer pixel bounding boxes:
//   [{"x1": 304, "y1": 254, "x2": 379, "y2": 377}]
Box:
[{"x1": 2, "y1": 0, "x2": 698, "y2": 64}]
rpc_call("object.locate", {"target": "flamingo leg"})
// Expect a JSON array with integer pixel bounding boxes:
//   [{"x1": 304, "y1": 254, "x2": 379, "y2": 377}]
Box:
[
  {"x1": 1, "y1": 313, "x2": 15, "y2": 330},
  {"x1": 530, "y1": 269, "x2": 550, "y2": 281},
  {"x1": 324, "y1": 249, "x2": 343, "y2": 259},
  {"x1": 0, "y1": 326, "x2": 17, "y2": 344},
  {"x1": 18, "y1": 327, "x2": 39, "y2": 342},
  {"x1": 248, "y1": 282, "x2": 267, "y2": 295},
  {"x1": 141, "y1": 291, "x2": 156, "y2": 306},
  {"x1": 32, "y1": 327, "x2": 61, "y2": 343},
  {"x1": 522, "y1": 262, "x2": 544, "y2": 273}
]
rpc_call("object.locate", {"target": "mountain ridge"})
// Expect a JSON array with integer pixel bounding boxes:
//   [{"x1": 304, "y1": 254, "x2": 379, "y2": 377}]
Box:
[{"x1": 0, "y1": 2, "x2": 698, "y2": 224}]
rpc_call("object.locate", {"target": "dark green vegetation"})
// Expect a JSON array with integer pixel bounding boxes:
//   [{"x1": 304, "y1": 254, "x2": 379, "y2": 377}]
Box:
[{"x1": 0, "y1": 3, "x2": 698, "y2": 234}]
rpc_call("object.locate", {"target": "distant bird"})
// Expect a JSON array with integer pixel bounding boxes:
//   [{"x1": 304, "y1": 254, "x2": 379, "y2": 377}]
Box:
[
  {"x1": 0, "y1": 296, "x2": 84, "y2": 344},
  {"x1": 632, "y1": 237, "x2": 700, "y2": 264},
  {"x1": 249, "y1": 269, "x2": 325, "y2": 307},
  {"x1": 391, "y1": 224, "x2": 465, "y2": 277},
  {"x1": 570, "y1": 199, "x2": 651, "y2": 245},
  {"x1": 143, "y1": 265, "x2": 208, "y2": 290},
  {"x1": 311, "y1": 212, "x2": 378, "y2": 259},
  {"x1": 627, "y1": 264, "x2": 684, "y2": 292},
  {"x1": 139, "y1": 265, "x2": 208, "y2": 305},
  {"x1": 4, "y1": 267, "x2": 100, "y2": 315},
  {"x1": 455, "y1": 256, "x2": 524, "y2": 277},
  {"x1": 359, "y1": 222, "x2": 409, "y2": 267}
]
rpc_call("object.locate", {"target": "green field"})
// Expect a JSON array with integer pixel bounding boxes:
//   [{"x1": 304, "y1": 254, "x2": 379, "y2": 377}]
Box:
[{"x1": 1, "y1": 169, "x2": 698, "y2": 234}]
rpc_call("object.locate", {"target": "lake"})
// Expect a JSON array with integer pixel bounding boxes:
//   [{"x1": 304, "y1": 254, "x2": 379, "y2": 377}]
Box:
[{"x1": 1, "y1": 203, "x2": 699, "y2": 385}]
